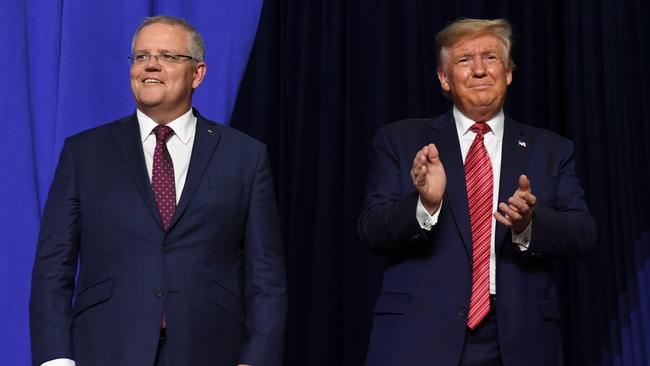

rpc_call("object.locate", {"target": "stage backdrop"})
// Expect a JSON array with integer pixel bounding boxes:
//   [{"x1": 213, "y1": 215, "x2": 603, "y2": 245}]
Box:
[
  {"x1": 231, "y1": 0, "x2": 650, "y2": 365},
  {"x1": 3, "y1": 0, "x2": 650, "y2": 365},
  {"x1": 0, "y1": 0, "x2": 263, "y2": 363}
]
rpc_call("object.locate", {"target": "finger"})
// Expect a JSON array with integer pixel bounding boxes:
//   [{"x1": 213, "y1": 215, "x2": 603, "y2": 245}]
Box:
[
  {"x1": 494, "y1": 211, "x2": 513, "y2": 227},
  {"x1": 426, "y1": 143, "x2": 439, "y2": 162},
  {"x1": 507, "y1": 196, "x2": 529, "y2": 212},
  {"x1": 412, "y1": 169, "x2": 421, "y2": 186},
  {"x1": 519, "y1": 191, "x2": 537, "y2": 207},
  {"x1": 414, "y1": 165, "x2": 427, "y2": 186},
  {"x1": 421, "y1": 145, "x2": 429, "y2": 162},
  {"x1": 518, "y1": 174, "x2": 531, "y2": 192},
  {"x1": 498, "y1": 202, "x2": 522, "y2": 221},
  {"x1": 411, "y1": 153, "x2": 424, "y2": 184},
  {"x1": 419, "y1": 165, "x2": 427, "y2": 183},
  {"x1": 412, "y1": 149, "x2": 427, "y2": 177}
]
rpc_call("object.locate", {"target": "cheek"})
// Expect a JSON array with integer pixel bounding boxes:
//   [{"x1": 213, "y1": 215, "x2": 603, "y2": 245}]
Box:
[
  {"x1": 453, "y1": 70, "x2": 471, "y2": 85},
  {"x1": 129, "y1": 68, "x2": 140, "y2": 81}
]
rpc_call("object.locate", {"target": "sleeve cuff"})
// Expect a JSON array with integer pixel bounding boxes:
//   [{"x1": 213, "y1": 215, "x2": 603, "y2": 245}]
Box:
[
  {"x1": 41, "y1": 359, "x2": 76, "y2": 366},
  {"x1": 511, "y1": 221, "x2": 532, "y2": 251},
  {"x1": 416, "y1": 197, "x2": 442, "y2": 231}
]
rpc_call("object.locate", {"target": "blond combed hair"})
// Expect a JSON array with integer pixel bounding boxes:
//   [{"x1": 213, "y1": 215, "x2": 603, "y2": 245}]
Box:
[{"x1": 436, "y1": 18, "x2": 515, "y2": 71}]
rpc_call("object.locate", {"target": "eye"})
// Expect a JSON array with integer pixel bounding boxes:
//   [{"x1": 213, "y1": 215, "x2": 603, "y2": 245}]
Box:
[
  {"x1": 458, "y1": 57, "x2": 471, "y2": 65},
  {"x1": 161, "y1": 54, "x2": 178, "y2": 62},
  {"x1": 135, "y1": 54, "x2": 149, "y2": 61},
  {"x1": 484, "y1": 54, "x2": 499, "y2": 62}
]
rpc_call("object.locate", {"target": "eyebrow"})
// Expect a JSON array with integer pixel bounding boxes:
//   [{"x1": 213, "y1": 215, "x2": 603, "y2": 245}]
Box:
[
  {"x1": 133, "y1": 49, "x2": 176, "y2": 54},
  {"x1": 455, "y1": 50, "x2": 500, "y2": 59}
]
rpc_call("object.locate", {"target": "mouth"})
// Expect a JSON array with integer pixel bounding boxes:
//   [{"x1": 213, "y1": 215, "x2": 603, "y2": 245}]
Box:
[
  {"x1": 142, "y1": 78, "x2": 163, "y2": 85},
  {"x1": 469, "y1": 84, "x2": 492, "y2": 90}
]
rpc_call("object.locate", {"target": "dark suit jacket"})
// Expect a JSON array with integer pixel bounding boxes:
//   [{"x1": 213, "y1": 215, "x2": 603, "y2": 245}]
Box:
[
  {"x1": 30, "y1": 111, "x2": 286, "y2": 366},
  {"x1": 358, "y1": 110, "x2": 596, "y2": 366}
]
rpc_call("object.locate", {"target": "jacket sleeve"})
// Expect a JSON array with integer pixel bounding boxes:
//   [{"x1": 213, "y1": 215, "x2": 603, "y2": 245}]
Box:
[
  {"x1": 237, "y1": 146, "x2": 287, "y2": 366},
  {"x1": 29, "y1": 139, "x2": 80, "y2": 366},
  {"x1": 358, "y1": 127, "x2": 432, "y2": 256},
  {"x1": 525, "y1": 139, "x2": 597, "y2": 260}
]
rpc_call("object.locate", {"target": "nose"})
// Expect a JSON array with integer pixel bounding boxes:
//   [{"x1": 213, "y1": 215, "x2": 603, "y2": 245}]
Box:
[
  {"x1": 144, "y1": 55, "x2": 162, "y2": 71},
  {"x1": 472, "y1": 57, "x2": 486, "y2": 77}
]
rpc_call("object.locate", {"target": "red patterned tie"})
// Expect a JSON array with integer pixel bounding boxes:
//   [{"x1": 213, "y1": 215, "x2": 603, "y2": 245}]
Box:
[
  {"x1": 151, "y1": 125, "x2": 175, "y2": 330},
  {"x1": 151, "y1": 125, "x2": 176, "y2": 231},
  {"x1": 465, "y1": 122, "x2": 493, "y2": 330}
]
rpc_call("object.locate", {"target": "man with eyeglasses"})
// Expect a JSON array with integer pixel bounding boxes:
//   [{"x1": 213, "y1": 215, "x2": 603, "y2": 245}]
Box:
[{"x1": 29, "y1": 15, "x2": 286, "y2": 366}]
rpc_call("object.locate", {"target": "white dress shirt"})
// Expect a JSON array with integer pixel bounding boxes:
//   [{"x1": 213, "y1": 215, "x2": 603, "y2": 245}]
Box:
[
  {"x1": 138, "y1": 108, "x2": 197, "y2": 204},
  {"x1": 416, "y1": 106, "x2": 531, "y2": 295},
  {"x1": 41, "y1": 109, "x2": 197, "y2": 366}
]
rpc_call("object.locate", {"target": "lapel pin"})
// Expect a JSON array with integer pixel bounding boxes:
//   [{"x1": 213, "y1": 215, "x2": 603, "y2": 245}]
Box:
[
  {"x1": 207, "y1": 129, "x2": 214, "y2": 135},
  {"x1": 518, "y1": 139, "x2": 527, "y2": 148}
]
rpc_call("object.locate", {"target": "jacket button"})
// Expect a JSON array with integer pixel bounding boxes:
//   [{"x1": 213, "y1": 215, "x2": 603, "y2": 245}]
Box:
[
  {"x1": 162, "y1": 244, "x2": 172, "y2": 253},
  {"x1": 458, "y1": 308, "x2": 467, "y2": 317},
  {"x1": 154, "y1": 288, "x2": 164, "y2": 297}
]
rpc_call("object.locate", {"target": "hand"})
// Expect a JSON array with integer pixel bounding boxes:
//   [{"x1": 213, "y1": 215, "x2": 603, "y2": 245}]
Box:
[
  {"x1": 411, "y1": 143, "x2": 446, "y2": 214},
  {"x1": 494, "y1": 175, "x2": 537, "y2": 234},
  {"x1": 237, "y1": 364, "x2": 252, "y2": 366}
]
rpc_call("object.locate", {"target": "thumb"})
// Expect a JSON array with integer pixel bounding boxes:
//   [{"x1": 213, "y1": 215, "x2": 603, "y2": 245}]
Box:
[{"x1": 518, "y1": 174, "x2": 531, "y2": 192}]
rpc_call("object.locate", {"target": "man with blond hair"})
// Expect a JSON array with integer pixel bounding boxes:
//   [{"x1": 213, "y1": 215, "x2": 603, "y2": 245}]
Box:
[
  {"x1": 30, "y1": 15, "x2": 286, "y2": 366},
  {"x1": 359, "y1": 18, "x2": 596, "y2": 365}
]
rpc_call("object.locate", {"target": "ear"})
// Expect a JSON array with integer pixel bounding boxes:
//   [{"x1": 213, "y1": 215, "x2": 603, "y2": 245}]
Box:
[
  {"x1": 506, "y1": 68, "x2": 512, "y2": 86},
  {"x1": 437, "y1": 67, "x2": 451, "y2": 92},
  {"x1": 192, "y1": 62, "x2": 207, "y2": 89}
]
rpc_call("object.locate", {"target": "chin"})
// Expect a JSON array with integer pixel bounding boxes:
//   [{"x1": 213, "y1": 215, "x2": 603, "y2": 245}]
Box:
[{"x1": 137, "y1": 94, "x2": 164, "y2": 105}]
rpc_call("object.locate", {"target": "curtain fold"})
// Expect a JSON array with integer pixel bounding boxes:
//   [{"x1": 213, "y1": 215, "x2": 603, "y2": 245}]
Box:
[
  {"x1": 0, "y1": 1, "x2": 263, "y2": 364},
  {"x1": 232, "y1": 0, "x2": 650, "y2": 364}
]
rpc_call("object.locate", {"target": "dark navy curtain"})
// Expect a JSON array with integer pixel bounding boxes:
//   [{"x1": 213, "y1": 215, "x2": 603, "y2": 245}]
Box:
[
  {"x1": 232, "y1": 0, "x2": 650, "y2": 365},
  {"x1": 0, "y1": 1, "x2": 263, "y2": 363}
]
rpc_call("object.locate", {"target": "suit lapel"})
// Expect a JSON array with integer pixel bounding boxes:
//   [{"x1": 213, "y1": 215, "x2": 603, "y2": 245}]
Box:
[
  {"x1": 168, "y1": 114, "x2": 222, "y2": 230},
  {"x1": 112, "y1": 114, "x2": 163, "y2": 229},
  {"x1": 495, "y1": 117, "x2": 530, "y2": 257},
  {"x1": 430, "y1": 112, "x2": 472, "y2": 257}
]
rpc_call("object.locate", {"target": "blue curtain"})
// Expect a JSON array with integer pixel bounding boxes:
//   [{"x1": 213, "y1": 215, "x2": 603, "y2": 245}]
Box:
[{"x1": 0, "y1": 1, "x2": 262, "y2": 363}]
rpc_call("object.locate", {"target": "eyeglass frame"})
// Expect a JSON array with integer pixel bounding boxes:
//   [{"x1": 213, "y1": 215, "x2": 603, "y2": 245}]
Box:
[{"x1": 128, "y1": 53, "x2": 196, "y2": 65}]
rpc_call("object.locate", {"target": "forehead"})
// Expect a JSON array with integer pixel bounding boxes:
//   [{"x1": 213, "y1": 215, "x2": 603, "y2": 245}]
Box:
[
  {"x1": 448, "y1": 34, "x2": 504, "y2": 55},
  {"x1": 134, "y1": 23, "x2": 190, "y2": 51}
]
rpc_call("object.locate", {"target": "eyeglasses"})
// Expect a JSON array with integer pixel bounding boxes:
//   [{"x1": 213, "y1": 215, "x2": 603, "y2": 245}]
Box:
[{"x1": 128, "y1": 53, "x2": 195, "y2": 65}]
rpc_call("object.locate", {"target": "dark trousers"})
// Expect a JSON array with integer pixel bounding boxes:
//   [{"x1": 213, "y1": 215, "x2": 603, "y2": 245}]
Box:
[
  {"x1": 459, "y1": 305, "x2": 502, "y2": 366},
  {"x1": 154, "y1": 329, "x2": 166, "y2": 366}
]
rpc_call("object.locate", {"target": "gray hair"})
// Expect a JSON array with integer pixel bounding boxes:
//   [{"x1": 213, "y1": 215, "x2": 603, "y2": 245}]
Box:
[
  {"x1": 131, "y1": 15, "x2": 205, "y2": 62},
  {"x1": 436, "y1": 18, "x2": 515, "y2": 71}
]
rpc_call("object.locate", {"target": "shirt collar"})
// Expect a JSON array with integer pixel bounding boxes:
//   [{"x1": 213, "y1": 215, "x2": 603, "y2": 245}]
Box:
[
  {"x1": 137, "y1": 108, "x2": 196, "y2": 144},
  {"x1": 453, "y1": 105, "x2": 504, "y2": 139}
]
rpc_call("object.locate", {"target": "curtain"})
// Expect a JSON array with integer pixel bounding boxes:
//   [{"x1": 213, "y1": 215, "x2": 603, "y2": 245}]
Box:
[
  {"x1": 3, "y1": 0, "x2": 649, "y2": 365},
  {"x1": 0, "y1": 1, "x2": 263, "y2": 363},
  {"x1": 231, "y1": 0, "x2": 650, "y2": 364}
]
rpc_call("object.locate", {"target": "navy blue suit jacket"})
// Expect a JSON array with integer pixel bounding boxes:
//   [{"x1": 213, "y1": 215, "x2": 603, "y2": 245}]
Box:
[
  {"x1": 30, "y1": 111, "x2": 286, "y2": 366},
  {"x1": 358, "y1": 111, "x2": 596, "y2": 366}
]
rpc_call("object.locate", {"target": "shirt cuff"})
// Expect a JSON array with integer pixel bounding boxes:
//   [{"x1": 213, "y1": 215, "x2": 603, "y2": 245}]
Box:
[
  {"x1": 41, "y1": 359, "x2": 76, "y2": 366},
  {"x1": 511, "y1": 221, "x2": 532, "y2": 251},
  {"x1": 416, "y1": 196, "x2": 442, "y2": 231}
]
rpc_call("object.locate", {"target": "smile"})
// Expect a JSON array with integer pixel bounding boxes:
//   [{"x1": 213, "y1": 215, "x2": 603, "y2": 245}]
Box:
[
  {"x1": 469, "y1": 84, "x2": 492, "y2": 89},
  {"x1": 143, "y1": 78, "x2": 163, "y2": 84}
]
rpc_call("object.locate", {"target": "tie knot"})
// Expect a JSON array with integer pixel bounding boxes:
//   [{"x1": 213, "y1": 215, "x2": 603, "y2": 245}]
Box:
[
  {"x1": 470, "y1": 122, "x2": 490, "y2": 136},
  {"x1": 153, "y1": 125, "x2": 175, "y2": 142}
]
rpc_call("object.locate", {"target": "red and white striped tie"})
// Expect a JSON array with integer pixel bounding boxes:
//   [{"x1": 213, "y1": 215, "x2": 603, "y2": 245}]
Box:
[{"x1": 465, "y1": 122, "x2": 493, "y2": 330}]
